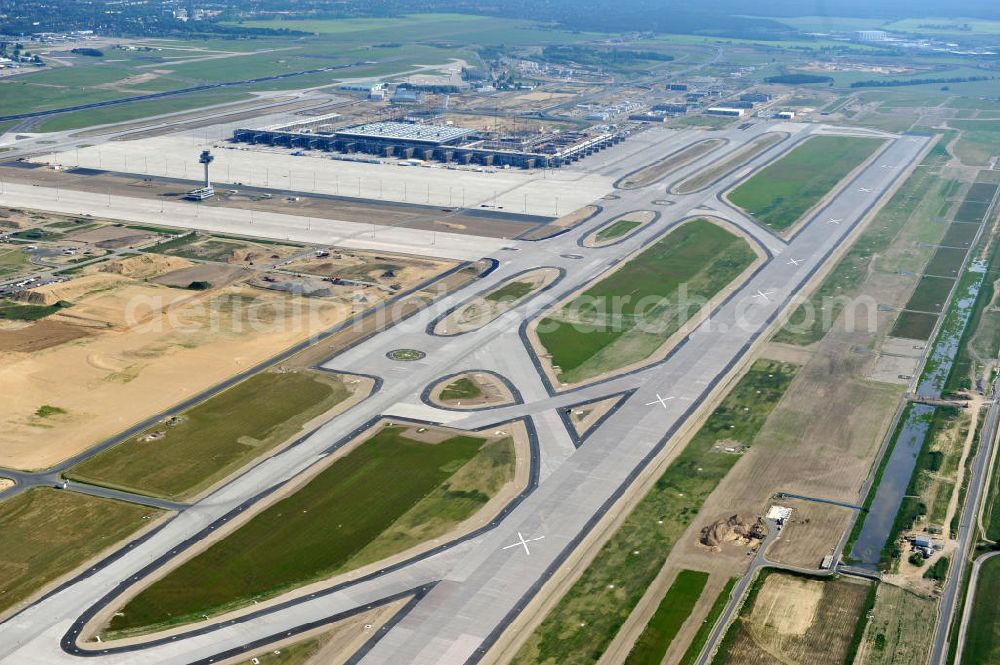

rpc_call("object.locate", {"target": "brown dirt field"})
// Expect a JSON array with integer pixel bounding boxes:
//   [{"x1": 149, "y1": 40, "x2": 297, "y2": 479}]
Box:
[
  {"x1": 720, "y1": 573, "x2": 872, "y2": 665},
  {"x1": 0, "y1": 479, "x2": 13, "y2": 491},
  {"x1": 429, "y1": 372, "x2": 515, "y2": 409},
  {"x1": 0, "y1": 318, "x2": 92, "y2": 353},
  {"x1": 285, "y1": 249, "x2": 454, "y2": 293},
  {"x1": 766, "y1": 500, "x2": 855, "y2": 569},
  {"x1": 152, "y1": 263, "x2": 248, "y2": 288},
  {"x1": 617, "y1": 138, "x2": 726, "y2": 189},
  {"x1": 671, "y1": 132, "x2": 788, "y2": 195},
  {"x1": 66, "y1": 225, "x2": 158, "y2": 247},
  {"x1": 0, "y1": 276, "x2": 358, "y2": 470}
]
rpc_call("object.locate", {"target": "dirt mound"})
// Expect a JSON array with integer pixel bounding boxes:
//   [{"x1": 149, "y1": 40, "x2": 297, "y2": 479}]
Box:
[
  {"x1": 18, "y1": 274, "x2": 127, "y2": 306},
  {"x1": 98, "y1": 254, "x2": 192, "y2": 280},
  {"x1": 699, "y1": 514, "x2": 767, "y2": 551}
]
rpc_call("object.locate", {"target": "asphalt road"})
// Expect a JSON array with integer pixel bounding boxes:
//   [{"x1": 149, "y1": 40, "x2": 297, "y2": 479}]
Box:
[{"x1": 0, "y1": 122, "x2": 922, "y2": 665}]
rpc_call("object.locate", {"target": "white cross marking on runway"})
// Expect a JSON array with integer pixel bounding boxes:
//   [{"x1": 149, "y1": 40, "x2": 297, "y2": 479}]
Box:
[
  {"x1": 645, "y1": 393, "x2": 675, "y2": 408},
  {"x1": 753, "y1": 289, "x2": 775, "y2": 301},
  {"x1": 787, "y1": 258, "x2": 803, "y2": 266},
  {"x1": 859, "y1": 187, "x2": 872, "y2": 193},
  {"x1": 827, "y1": 218, "x2": 842, "y2": 225},
  {"x1": 501, "y1": 532, "x2": 544, "y2": 556}
]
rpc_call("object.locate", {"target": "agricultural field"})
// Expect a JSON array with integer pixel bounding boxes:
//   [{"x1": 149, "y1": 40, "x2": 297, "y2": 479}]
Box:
[
  {"x1": 510, "y1": 361, "x2": 797, "y2": 665},
  {"x1": 903, "y1": 275, "x2": 955, "y2": 313},
  {"x1": 963, "y1": 555, "x2": 1000, "y2": 665},
  {"x1": 0, "y1": 489, "x2": 160, "y2": 615},
  {"x1": 924, "y1": 247, "x2": 970, "y2": 278},
  {"x1": 106, "y1": 424, "x2": 515, "y2": 636},
  {"x1": 854, "y1": 583, "x2": 935, "y2": 665},
  {"x1": 67, "y1": 370, "x2": 352, "y2": 500},
  {"x1": 716, "y1": 572, "x2": 873, "y2": 665},
  {"x1": 616, "y1": 139, "x2": 724, "y2": 189},
  {"x1": 536, "y1": 219, "x2": 757, "y2": 384},
  {"x1": 672, "y1": 132, "x2": 786, "y2": 194},
  {"x1": 727, "y1": 136, "x2": 883, "y2": 232},
  {"x1": 622, "y1": 570, "x2": 708, "y2": 665}
]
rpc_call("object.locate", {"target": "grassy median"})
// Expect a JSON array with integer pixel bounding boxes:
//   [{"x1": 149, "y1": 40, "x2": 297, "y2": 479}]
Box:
[
  {"x1": 107, "y1": 425, "x2": 513, "y2": 636},
  {"x1": 728, "y1": 135, "x2": 883, "y2": 232},
  {"x1": 537, "y1": 219, "x2": 756, "y2": 384}
]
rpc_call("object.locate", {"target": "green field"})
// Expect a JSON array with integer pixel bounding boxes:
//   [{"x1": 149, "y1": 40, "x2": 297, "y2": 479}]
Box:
[
  {"x1": 963, "y1": 555, "x2": 1000, "y2": 665},
  {"x1": 0, "y1": 299, "x2": 71, "y2": 321},
  {"x1": 891, "y1": 310, "x2": 939, "y2": 340},
  {"x1": 904, "y1": 275, "x2": 956, "y2": 313},
  {"x1": 0, "y1": 489, "x2": 158, "y2": 614},
  {"x1": 511, "y1": 360, "x2": 797, "y2": 665},
  {"x1": 727, "y1": 136, "x2": 883, "y2": 232},
  {"x1": 0, "y1": 247, "x2": 29, "y2": 276},
  {"x1": 941, "y1": 222, "x2": 979, "y2": 248},
  {"x1": 68, "y1": 371, "x2": 350, "y2": 500},
  {"x1": 948, "y1": 120, "x2": 1000, "y2": 167},
  {"x1": 774, "y1": 137, "x2": 951, "y2": 345},
  {"x1": 485, "y1": 280, "x2": 535, "y2": 302},
  {"x1": 677, "y1": 579, "x2": 737, "y2": 665},
  {"x1": 623, "y1": 570, "x2": 709, "y2": 665},
  {"x1": 595, "y1": 219, "x2": 643, "y2": 243},
  {"x1": 440, "y1": 377, "x2": 483, "y2": 401},
  {"x1": 537, "y1": 219, "x2": 756, "y2": 384},
  {"x1": 108, "y1": 425, "x2": 509, "y2": 635},
  {"x1": 924, "y1": 247, "x2": 969, "y2": 278}
]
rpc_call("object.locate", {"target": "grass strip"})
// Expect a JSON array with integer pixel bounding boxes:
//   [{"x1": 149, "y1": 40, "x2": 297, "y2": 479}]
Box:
[
  {"x1": 677, "y1": 577, "x2": 738, "y2": 665},
  {"x1": 623, "y1": 570, "x2": 709, "y2": 665}
]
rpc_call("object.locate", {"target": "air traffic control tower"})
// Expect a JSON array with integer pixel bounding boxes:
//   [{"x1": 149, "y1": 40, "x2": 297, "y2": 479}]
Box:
[{"x1": 185, "y1": 150, "x2": 215, "y2": 200}]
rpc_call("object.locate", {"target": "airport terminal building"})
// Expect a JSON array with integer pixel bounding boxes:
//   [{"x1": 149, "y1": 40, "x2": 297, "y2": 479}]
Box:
[{"x1": 232, "y1": 120, "x2": 624, "y2": 168}]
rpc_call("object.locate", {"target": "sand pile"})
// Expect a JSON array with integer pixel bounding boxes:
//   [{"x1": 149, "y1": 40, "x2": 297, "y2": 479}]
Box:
[
  {"x1": 699, "y1": 515, "x2": 767, "y2": 551},
  {"x1": 98, "y1": 254, "x2": 192, "y2": 279}
]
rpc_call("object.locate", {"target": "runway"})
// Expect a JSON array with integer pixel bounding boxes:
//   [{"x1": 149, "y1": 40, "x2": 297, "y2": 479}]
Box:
[{"x1": 0, "y1": 122, "x2": 926, "y2": 665}]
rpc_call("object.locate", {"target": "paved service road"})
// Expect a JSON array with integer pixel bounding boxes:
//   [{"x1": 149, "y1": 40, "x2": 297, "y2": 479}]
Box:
[{"x1": 0, "y1": 123, "x2": 925, "y2": 665}]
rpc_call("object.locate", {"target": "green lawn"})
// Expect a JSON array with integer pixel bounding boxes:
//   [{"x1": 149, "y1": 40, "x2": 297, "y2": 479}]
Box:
[
  {"x1": 485, "y1": 280, "x2": 535, "y2": 302},
  {"x1": 0, "y1": 489, "x2": 159, "y2": 614},
  {"x1": 537, "y1": 219, "x2": 756, "y2": 384},
  {"x1": 623, "y1": 570, "x2": 709, "y2": 665},
  {"x1": 107, "y1": 425, "x2": 504, "y2": 636},
  {"x1": 594, "y1": 219, "x2": 642, "y2": 243},
  {"x1": 68, "y1": 371, "x2": 350, "y2": 500},
  {"x1": 511, "y1": 360, "x2": 798, "y2": 665},
  {"x1": 440, "y1": 377, "x2": 483, "y2": 401},
  {"x1": 727, "y1": 136, "x2": 884, "y2": 231},
  {"x1": 963, "y1": 555, "x2": 1000, "y2": 665}
]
